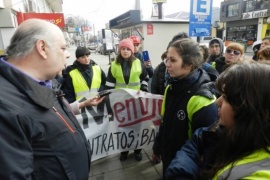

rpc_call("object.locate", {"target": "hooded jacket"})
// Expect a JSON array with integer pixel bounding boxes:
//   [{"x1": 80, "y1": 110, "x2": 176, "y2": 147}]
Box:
[
  {"x1": 153, "y1": 68, "x2": 218, "y2": 177},
  {"x1": 0, "y1": 59, "x2": 91, "y2": 179},
  {"x1": 207, "y1": 38, "x2": 224, "y2": 64}
]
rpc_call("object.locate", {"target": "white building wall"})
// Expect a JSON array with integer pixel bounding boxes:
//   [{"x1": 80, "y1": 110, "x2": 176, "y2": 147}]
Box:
[{"x1": 141, "y1": 23, "x2": 189, "y2": 68}]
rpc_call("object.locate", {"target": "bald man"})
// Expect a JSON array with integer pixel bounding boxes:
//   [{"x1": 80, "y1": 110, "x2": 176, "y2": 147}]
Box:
[{"x1": 0, "y1": 19, "x2": 97, "y2": 179}]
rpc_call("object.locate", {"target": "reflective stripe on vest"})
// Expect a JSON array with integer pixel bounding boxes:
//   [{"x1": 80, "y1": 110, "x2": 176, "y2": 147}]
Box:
[
  {"x1": 111, "y1": 59, "x2": 141, "y2": 90},
  {"x1": 214, "y1": 147, "x2": 270, "y2": 180},
  {"x1": 69, "y1": 66, "x2": 102, "y2": 100},
  {"x1": 187, "y1": 95, "x2": 216, "y2": 138},
  {"x1": 212, "y1": 62, "x2": 216, "y2": 69},
  {"x1": 161, "y1": 86, "x2": 215, "y2": 138}
]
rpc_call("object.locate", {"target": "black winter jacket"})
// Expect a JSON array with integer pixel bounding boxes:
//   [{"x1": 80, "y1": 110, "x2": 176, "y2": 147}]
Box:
[
  {"x1": 151, "y1": 61, "x2": 167, "y2": 95},
  {"x1": 153, "y1": 68, "x2": 218, "y2": 177},
  {"x1": 0, "y1": 59, "x2": 91, "y2": 179}
]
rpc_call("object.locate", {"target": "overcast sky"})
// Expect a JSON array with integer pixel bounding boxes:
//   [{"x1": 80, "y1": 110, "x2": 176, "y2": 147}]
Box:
[{"x1": 63, "y1": 0, "x2": 222, "y2": 31}]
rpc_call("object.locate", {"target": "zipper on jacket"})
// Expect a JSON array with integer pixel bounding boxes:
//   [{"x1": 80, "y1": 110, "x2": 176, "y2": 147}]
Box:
[{"x1": 52, "y1": 107, "x2": 75, "y2": 133}]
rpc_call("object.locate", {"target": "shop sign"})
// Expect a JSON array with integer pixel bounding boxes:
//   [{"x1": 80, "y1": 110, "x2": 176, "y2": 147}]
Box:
[
  {"x1": 189, "y1": 0, "x2": 212, "y2": 37},
  {"x1": 147, "y1": 24, "x2": 153, "y2": 35},
  {"x1": 17, "y1": 12, "x2": 65, "y2": 28},
  {"x1": 242, "y1": 9, "x2": 268, "y2": 20}
]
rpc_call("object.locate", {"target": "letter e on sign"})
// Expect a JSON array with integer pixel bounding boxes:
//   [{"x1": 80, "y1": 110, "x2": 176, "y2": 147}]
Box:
[{"x1": 193, "y1": 0, "x2": 211, "y2": 15}]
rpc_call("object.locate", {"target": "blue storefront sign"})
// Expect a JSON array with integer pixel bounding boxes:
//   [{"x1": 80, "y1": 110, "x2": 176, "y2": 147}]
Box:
[{"x1": 189, "y1": 0, "x2": 213, "y2": 37}]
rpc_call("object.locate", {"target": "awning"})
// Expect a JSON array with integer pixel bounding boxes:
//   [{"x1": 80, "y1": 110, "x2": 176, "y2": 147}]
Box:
[{"x1": 109, "y1": 10, "x2": 141, "y2": 29}]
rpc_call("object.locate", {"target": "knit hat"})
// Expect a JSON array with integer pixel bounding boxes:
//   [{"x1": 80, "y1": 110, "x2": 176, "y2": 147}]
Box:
[
  {"x1": 76, "y1": 46, "x2": 90, "y2": 58},
  {"x1": 118, "y1": 38, "x2": 134, "y2": 54}
]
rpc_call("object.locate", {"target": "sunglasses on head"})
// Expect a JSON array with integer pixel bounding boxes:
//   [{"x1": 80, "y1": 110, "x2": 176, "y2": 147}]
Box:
[{"x1": 226, "y1": 49, "x2": 241, "y2": 55}]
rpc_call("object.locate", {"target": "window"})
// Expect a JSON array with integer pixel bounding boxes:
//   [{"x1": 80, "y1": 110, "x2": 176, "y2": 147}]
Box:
[
  {"x1": 227, "y1": 3, "x2": 239, "y2": 17},
  {"x1": 243, "y1": 0, "x2": 269, "y2": 12}
]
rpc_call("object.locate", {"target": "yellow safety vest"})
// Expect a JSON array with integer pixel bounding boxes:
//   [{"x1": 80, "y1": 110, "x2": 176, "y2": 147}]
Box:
[
  {"x1": 111, "y1": 59, "x2": 141, "y2": 90},
  {"x1": 161, "y1": 85, "x2": 216, "y2": 138},
  {"x1": 213, "y1": 147, "x2": 270, "y2": 180},
  {"x1": 69, "y1": 65, "x2": 102, "y2": 100}
]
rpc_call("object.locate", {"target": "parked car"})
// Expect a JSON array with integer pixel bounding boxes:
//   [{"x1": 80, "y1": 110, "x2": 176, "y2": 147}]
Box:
[
  {"x1": 98, "y1": 44, "x2": 115, "y2": 55},
  {"x1": 95, "y1": 43, "x2": 103, "y2": 53},
  {"x1": 199, "y1": 36, "x2": 213, "y2": 47},
  {"x1": 88, "y1": 43, "x2": 97, "y2": 50}
]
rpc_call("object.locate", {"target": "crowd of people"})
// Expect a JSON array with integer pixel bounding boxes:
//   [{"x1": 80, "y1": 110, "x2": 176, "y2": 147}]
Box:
[{"x1": 1, "y1": 18, "x2": 270, "y2": 179}]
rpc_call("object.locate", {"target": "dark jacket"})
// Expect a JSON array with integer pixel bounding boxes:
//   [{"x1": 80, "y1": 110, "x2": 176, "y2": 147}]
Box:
[
  {"x1": 206, "y1": 38, "x2": 224, "y2": 64},
  {"x1": 134, "y1": 52, "x2": 154, "y2": 78},
  {"x1": 151, "y1": 61, "x2": 167, "y2": 95},
  {"x1": 165, "y1": 122, "x2": 222, "y2": 179},
  {"x1": 153, "y1": 68, "x2": 218, "y2": 177},
  {"x1": 64, "y1": 59, "x2": 106, "y2": 103},
  {"x1": 0, "y1": 59, "x2": 92, "y2": 179},
  {"x1": 212, "y1": 56, "x2": 230, "y2": 74}
]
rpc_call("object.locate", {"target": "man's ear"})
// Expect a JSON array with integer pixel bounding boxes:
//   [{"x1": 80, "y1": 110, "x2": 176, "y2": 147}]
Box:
[{"x1": 36, "y1": 40, "x2": 47, "y2": 59}]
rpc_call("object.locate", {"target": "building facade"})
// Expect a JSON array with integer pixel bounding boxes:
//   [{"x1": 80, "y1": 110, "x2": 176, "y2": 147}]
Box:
[
  {"x1": 220, "y1": 0, "x2": 270, "y2": 46},
  {"x1": 0, "y1": 0, "x2": 62, "y2": 55}
]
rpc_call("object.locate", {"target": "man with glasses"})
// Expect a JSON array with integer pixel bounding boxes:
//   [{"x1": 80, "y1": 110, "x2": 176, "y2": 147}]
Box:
[
  {"x1": 211, "y1": 42, "x2": 244, "y2": 74},
  {"x1": 64, "y1": 46, "x2": 106, "y2": 103},
  {"x1": 206, "y1": 37, "x2": 224, "y2": 64}
]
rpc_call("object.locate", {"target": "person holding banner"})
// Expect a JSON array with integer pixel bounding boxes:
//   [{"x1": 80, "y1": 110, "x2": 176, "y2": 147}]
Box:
[
  {"x1": 64, "y1": 46, "x2": 106, "y2": 103},
  {"x1": 151, "y1": 38, "x2": 218, "y2": 178},
  {"x1": 0, "y1": 19, "x2": 95, "y2": 179},
  {"x1": 105, "y1": 38, "x2": 149, "y2": 161}
]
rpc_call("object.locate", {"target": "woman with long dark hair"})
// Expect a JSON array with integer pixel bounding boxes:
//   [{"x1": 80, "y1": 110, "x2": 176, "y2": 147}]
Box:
[{"x1": 166, "y1": 62, "x2": 270, "y2": 179}]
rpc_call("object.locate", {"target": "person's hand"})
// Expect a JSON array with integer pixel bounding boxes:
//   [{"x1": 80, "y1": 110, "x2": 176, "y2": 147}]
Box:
[
  {"x1": 144, "y1": 60, "x2": 151, "y2": 68},
  {"x1": 79, "y1": 96, "x2": 105, "y2": 109},
  {"x1": 150, "y1": 153, "x2": 161, "y2": 165}
]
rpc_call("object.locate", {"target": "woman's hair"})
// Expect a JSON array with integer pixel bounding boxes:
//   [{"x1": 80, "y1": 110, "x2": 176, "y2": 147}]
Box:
[
  {"x1": 226, "y1": 42, "x2": 244, "y2": 55},
  {"x1": 169, "y1": 38, "x2": 203, "y2": 70},
  {"x1": 258, "y1": 46, "x2": 270, "y2": 60},
  {"x1": 166, "y1": 32, "x2": 190, "y2": 50},
  {"x1": 161, "y1": 51, "x2": 167, "y2": 60},
  {"x1": 206, "y1": 62, "x2": 270, "y2": 179},
  {"x1": 199, "y1": 44, "x2": 209, "y2": 62}
]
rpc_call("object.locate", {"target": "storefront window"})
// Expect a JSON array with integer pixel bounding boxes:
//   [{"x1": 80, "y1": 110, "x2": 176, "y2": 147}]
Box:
[
  {"x1": 227, "y1": 25, "x2": 257, "y2": 41},
  {"x1": 227, "y1": 3, "x2": 239, "y2": 17},
  {"x1": 243, "y1": 0, "x2": 268, "y2": 12}
]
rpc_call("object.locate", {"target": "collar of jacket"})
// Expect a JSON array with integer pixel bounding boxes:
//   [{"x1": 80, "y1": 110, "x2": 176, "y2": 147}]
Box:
[{"x1": 0, "y1": 60, "x2": 55, "y2": 109}]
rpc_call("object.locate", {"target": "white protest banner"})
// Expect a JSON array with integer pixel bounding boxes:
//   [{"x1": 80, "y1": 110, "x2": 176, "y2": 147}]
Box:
[{"x1": 76, "y1": 89, "x2": 163, "y2": 161}]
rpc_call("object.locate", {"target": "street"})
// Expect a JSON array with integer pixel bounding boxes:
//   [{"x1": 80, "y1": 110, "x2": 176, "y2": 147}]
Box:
[{"x1": 66, "y1": 44, "x2": 254, "y2": 73}]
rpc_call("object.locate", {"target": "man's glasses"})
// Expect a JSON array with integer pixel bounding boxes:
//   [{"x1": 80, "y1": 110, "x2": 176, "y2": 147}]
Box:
[
  {"x1": 134, "y1": 44, "x2": 140, "y2": 47},
  {"x1": 226, "y1": 49, "x2": 241, "y2": 56}
]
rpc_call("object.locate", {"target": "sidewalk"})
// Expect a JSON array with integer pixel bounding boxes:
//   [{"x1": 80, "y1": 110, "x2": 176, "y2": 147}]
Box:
[{"x1": 89, "y1": 147, "x2": 163, "y2": 180}]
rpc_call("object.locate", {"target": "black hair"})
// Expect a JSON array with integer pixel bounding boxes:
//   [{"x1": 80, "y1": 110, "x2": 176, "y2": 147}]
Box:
[
  {"x1": 169, "y1": 38, "x2": 203, "y2": 70},
  {"x1": 75, "y1": 47, "x2": 90, "y2": 58},
  {"x1": 166, "y1": 32, "x2": 190, "y2": 50},
  {"x1": 206, "y1": 62, "x2": 270, "y2": 179}
]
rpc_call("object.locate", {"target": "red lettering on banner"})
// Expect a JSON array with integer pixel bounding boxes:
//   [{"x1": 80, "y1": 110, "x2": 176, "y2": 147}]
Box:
[
  {"x1": 114, "y1": 102, "x2": 125, "y2": 123},
  {"x1": 113, "y1": 98, "x2": 162, "y2": 127}
]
